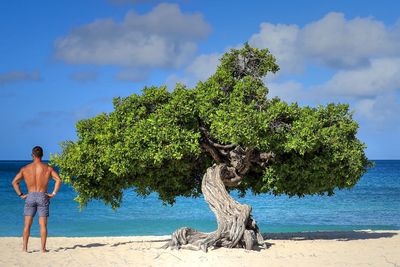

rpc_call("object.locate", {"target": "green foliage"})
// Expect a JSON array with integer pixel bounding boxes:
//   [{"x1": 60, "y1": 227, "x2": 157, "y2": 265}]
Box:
[{"x1": 51, "y1": 44, "x2": 370, "y2": 208}]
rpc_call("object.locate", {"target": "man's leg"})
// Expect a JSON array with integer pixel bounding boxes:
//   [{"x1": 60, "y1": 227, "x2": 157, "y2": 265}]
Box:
[
  {"x1": 39, "y1": 216, "x2": 48, "y2": 253},
  {"x1": 22, "y1": 216, "x2": 33, "y2": 252}
]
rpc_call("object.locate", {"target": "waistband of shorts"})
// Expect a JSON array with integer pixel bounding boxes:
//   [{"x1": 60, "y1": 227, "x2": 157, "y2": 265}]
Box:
[{"x1": 27, "y1": 192, "x2": 47, "y2": 195}]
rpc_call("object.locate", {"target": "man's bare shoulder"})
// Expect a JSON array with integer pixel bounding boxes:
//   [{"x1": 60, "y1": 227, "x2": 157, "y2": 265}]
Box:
[{"x1": 20, "y1": 163, "x2": 33, "y2": 172}]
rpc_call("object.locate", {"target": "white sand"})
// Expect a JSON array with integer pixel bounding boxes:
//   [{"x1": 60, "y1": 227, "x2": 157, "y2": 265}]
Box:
[{"x1": 1, "y1": 230, "x2": 399, "y2": 267}]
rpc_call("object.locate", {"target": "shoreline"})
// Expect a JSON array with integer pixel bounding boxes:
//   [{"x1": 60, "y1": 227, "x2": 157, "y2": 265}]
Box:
[
  {"x1": 3, "y1": 225, "x2": 399, "y2": 238},
  {"x1": 1, "y1": 230, "x2": 399, "y2": 266},
  {"x1": 2, "y1": 228, "x2": 399, "y2": 238}
]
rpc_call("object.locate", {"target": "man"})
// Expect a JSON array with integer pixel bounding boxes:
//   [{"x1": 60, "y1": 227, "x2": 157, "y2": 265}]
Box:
[{"x1": 12, "y1": 146, "x2": 61, "y2": 253}]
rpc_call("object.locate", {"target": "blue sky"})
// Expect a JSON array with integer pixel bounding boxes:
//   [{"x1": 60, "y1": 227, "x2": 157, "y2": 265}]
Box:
[{"x1": 1, "y1": 0, "x2": 399, "y2": 160}]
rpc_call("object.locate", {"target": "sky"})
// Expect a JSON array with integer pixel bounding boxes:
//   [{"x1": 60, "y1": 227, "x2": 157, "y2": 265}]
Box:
[{"x1": 1, "y1": 0, "x2": 400, "y2": 160}]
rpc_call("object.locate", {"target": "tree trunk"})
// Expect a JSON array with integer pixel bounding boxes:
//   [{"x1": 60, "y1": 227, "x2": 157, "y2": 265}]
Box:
[{"x1": 162, "y1": 164, "x2": 265, "y2": 252}]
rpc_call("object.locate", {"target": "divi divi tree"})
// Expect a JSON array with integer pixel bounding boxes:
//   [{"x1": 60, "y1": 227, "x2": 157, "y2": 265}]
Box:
[{"x1": 52, "y1": 44, "x2": 370, "y2": 251}]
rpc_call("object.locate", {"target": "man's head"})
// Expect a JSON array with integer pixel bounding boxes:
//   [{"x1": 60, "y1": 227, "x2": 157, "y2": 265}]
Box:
[{"x1": 32, "y1": 146, "x2": 43, "y2": 159}]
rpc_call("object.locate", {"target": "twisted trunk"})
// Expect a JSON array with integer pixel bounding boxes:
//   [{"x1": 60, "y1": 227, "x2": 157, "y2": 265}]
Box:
[{"x1": 162, "y1": 164, "x2": 265, "y2": 252}]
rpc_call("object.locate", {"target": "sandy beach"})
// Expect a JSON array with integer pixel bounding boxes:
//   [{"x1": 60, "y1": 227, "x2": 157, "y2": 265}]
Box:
[{"x1": 1, "y1": 230, "x2": 399, "y2": 267}]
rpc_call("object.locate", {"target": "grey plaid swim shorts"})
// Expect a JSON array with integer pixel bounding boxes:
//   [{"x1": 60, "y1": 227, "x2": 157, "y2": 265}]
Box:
[{"x1": 24, "y1": 192, "x2": 50, "y2": 217}]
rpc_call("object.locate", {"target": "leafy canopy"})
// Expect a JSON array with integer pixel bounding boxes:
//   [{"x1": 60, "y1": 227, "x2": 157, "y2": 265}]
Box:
[{"x1": 51, "y1": 44, "x2": 370, "y2": 209}]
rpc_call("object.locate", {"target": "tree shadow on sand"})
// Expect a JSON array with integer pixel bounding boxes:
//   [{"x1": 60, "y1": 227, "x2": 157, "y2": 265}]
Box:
[
  {"x1": 51, "y1": 231, "x2": 397, "y2": 252},
  {"x1": 263, "y1": 230, "x2": 398, "y2": 241},
  {"x1": 53, "y1": 238, "x2": 171, "y2": 252},
  {"x1": 53, "y1": 243, "x2": 107, "y2": 252},
  {"x1": 110, "y1": 238, "x2": 170, "y2": 247}
]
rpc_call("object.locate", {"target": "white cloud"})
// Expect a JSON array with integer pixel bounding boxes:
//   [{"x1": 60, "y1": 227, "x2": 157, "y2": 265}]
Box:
[
  {"x1": 165, "y1": 74, "x2": 192, "y2": 90},
  {"x1": 249, "y1": 23, "x2": 303, "y2": 73},
  {"x1": 185, "y1": 53, "x2": 221, "y2": 81},
  {"x1": 165, "y1": 52, "x2": 221, "y2": 89},
  {"x1": 301, "y1": 13, "x2": 399, "y2": 68},
  {"x1": 54, "y1": 3, "x2": 211, "y2": 68},
  {"x1": 354, "y1": 94, "x2": 400, "y2": 130},
  {"x1": 0, "y1": 70, "x2": 41, "y2": 85},
  {"x1": 354, "y1": 98, "x2": 375, "y2": 120},
  {"x1": 319, "y1": 58, "x2": 400, "y2": 98},
  {"x1": 248, "y1": 12, "x2": 400, "y2": 73},
  {"x1": 267, "y1": 80, "x2": 306, "y2": 103}
]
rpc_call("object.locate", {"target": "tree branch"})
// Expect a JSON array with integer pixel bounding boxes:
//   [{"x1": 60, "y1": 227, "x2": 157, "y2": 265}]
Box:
[
  {"x1": 198, "y1": 123, "x2": 275, "y2": 186},
  {"x1": 208, "y1": 139, "x2": 236, "y2": 150},
  {"x1": 201, "y1": 142, "x2": 223, "y2": 163},
  {"x1": 199, "y1": 125, "x2": 234, "y2": 163}
]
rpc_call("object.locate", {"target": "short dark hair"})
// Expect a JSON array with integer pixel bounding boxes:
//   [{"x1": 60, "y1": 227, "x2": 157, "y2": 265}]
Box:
[{"x1": 32, "y1": 146, "x2": 43, "y2": 158}]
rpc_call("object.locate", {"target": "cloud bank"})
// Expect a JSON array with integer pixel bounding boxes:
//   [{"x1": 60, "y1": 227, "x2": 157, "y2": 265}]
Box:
[
  {"x1": 249, "y1": 12, "x2": 400, "y2": 72},
  {"x1": 54, "y1": 3, "x2": 211, "y2": 69}
]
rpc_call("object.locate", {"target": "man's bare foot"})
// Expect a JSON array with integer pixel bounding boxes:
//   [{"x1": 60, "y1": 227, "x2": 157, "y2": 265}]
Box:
[
  {"x1": 22, "y1": 249, "x2": 28, "y2": 253},
  {"x1": 41, "y1": 249, "x2": 48, "y2": 253}
]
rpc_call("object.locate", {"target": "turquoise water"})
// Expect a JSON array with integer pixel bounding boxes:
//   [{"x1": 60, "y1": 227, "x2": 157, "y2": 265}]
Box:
[{"x1": 1, "y1": 160, "x2": 399, "y2": 237}]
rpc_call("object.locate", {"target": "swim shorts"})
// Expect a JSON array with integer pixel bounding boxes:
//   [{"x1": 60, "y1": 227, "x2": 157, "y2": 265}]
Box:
[{"x1": 24, "y1": 192, "x2": 50, "y2": 217}]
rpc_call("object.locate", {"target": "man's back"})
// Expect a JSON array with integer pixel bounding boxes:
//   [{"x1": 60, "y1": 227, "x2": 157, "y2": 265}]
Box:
[{"x1": 22, "y1": 162, "x2": 52, "y2": 193}]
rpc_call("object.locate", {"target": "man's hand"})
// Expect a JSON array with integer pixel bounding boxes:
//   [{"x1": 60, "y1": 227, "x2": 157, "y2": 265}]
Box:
[
  {"x1": 46, "y1": 193, "x2": 55, "y2": 199},
  {"x1": 20, "y1": 194, "x2": 27, "y2": 200}
]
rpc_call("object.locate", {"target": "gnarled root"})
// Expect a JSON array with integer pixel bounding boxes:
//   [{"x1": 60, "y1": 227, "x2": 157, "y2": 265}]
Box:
[{"x1": 162, "y1": 164, "x2": 265, "y2": 252}]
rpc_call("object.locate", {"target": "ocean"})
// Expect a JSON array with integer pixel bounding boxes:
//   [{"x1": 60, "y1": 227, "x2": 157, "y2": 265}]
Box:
[{"x1": 1, "y1": 160, "x2": 399, "y2": 237}]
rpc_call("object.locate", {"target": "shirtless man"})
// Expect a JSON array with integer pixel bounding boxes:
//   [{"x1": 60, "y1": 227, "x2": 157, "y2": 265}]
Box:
[{"x1": 12, "y1": 146, "x2": 61, "y2": 253}]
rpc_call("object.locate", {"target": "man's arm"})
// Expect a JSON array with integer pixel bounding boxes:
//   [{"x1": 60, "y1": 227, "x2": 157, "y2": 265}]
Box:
[
  {"x1": 12, "y1": 168, "x2": 26, "y2": 199},
  {"x1": 48, "y1": 166, "x2": 61, "y2": 198}
]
